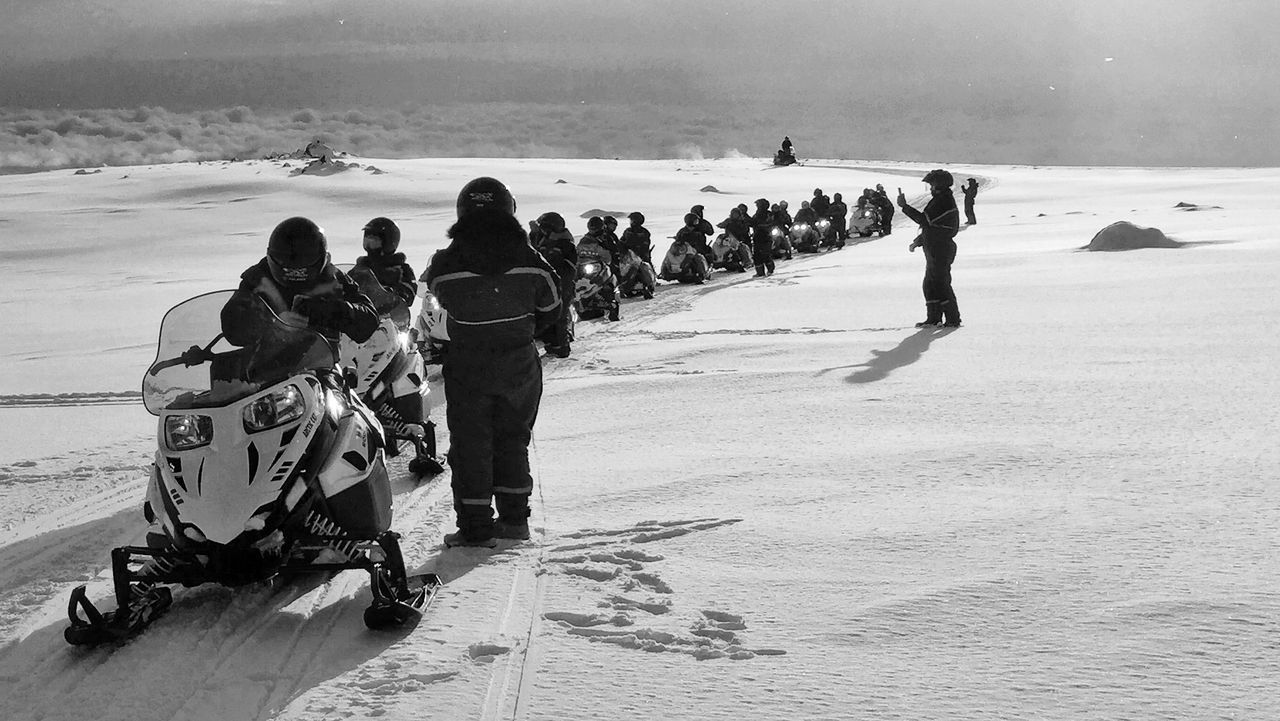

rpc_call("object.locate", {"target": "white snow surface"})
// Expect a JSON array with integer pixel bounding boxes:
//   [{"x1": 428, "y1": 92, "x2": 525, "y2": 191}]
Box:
[{"x1": 0, "y1": 157, "x2": 1277, "y2": 721}]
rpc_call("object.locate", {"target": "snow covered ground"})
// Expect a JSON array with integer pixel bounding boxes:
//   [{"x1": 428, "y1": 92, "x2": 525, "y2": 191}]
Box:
[{"x1": 0, "y1": 157, "x2": 1276, "y2": 720}]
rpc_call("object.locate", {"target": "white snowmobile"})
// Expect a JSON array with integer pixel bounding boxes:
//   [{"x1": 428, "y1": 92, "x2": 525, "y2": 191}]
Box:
[
  {"x1": 64, "y1": 291, "x2": 439, "y2": 646},
  {"x1": 336, "y1": 264, "x2": 444, "y2": 477}
]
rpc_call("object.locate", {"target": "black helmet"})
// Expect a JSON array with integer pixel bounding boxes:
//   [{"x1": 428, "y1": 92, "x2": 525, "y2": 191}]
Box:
[
  {"x1": 456, "y1": 176, "x2": 516, "y2": 219},
  {"x1": 267, "y1": 217, "x2": 328, "y2": 287},
  {"x1": 922, "y1": 169, "x2": 954, "y2": 187},
  {"x1": 537, "y1": 211, "x2": 566, "y2": 232},
  {"x1": 627, "y1": 211, "x2": 645, "y2": 225},
  {"x1": 587, "y1": 216, "x2": 604, "y2": 232},
  {"x1": 690, "y1": 204, "x2": 705, "y2": 217},
  {"x1": 755, "y1": 198, "x2": 769, "y2": 209},
  {"x1": 603, "y1": 215, "x2": 618, "y2": 228},
  {"x1": 683, "y1": 212, "x2": 699, "y2": 226},
  {"x1": 362, "y1": 216, "x2": 400, "y2": 254},
  {"x1": 813, "y1": 188, "x2": 823, "y2": 196}
]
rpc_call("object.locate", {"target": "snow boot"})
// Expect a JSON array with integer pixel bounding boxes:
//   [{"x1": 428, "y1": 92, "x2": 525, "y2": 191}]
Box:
[
  {"x1": 915, "y1": 301, "x2": 943, "y2": 328},
  {"x1": 941, "y1": 299, "x2": 961, "y2": 327},
  {"x1": 443, "y1": 531, "x2": 497, "y2": 549},
  {"x1": 493, "y1": 520, "x2": 531, "y2": 541}
]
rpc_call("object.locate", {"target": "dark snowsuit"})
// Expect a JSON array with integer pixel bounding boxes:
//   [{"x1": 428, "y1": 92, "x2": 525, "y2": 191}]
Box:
[
  {"x1": 354, "y1": 251, "x2": 418, "y2": 308},
  {"x1": 423, "y1": 210, "x2": 561, "y2": 541},
  {"x1": 621, "y1": 225, "x2": 654, "y2": 265},
  {"x1": 900, "y1": 189, "x2": 961, "y2": 324},
  {"x1": 222, "y1": 260, "x2": 378, "y2": 348},
  {"x1": 826, "y1": 200, "x2": 848, "y2": 241},
  {"x1": 962, "y1": 180, "x2": 978, "y2": 225},
  {"x1": 751, "y1": 209, "x2": 776, "y2": 276},
  {"x1": 872, "y1": 192, "x2": 895, "y2": 234},
  {"x1": 533, "y1": 228, "x2": 578, "y2": 354}
]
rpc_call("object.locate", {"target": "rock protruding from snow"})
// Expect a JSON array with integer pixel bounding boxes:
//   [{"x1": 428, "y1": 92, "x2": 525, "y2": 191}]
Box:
[{"x1": 1085, "y1": 221, "x2": 1180, "y2": 251}]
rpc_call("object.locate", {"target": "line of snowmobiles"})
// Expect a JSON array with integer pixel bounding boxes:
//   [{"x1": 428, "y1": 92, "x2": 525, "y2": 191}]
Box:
[{"x1": 65, "y1": 284, "x2": 447, "y2": 647}]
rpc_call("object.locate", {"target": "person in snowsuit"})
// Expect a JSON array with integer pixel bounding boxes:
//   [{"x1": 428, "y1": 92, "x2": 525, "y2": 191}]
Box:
[
  {"x1": 776, "y1": 200, "x2": 793, "y2": 229},
  {"x1": 750, "y1": 199, "x2": 777, "y2": 277},
  {"x1": 352, "y1": 215, "x2": 433, "y2": 442},
  {"x1": 811, "y1": 188, "x2": 831, "y2": 219},
  {"x1": 620, "y1": 211, "x2": 654, "y2": 265},
  {"x1": 874, "y1": 184, "x2": 895, "y2": 234},
  {"x1": 688, "y1": 205, "x2": 716, "y2": 266},
  {"x1": 899, "y1": 169, "x2": 961, "y2": 327},
  {"x1": 781, "y1": 136, "x2": 793, "y2": 155},
  {"x1": 577, "y1": 216, "x2": 622, "y2": 321},
  {"x1": 962, "y1": 177, "x2": 978, "y2": 225},
  {"x1": 659, "y1": 216, "x2": 710, "y2": 283},
  {"x1": 532, "y1": 212, "x2": 577, "y2": 358},
  {"x1": 423, "y1": 177, "x2": 561, "y2": 547},
  {"x1": 827, "y1": 193, "x2": 848, "y2": 245},
  {"x1": 222, "y1": 216, "x2": 378, "y2": 353},
  {"x1": 354, "y1": 217, "x2": 417, "y2": 307}
]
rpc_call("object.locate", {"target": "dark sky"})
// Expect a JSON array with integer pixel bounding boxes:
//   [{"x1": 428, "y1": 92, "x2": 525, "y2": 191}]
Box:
[{"x1": 3, "y1": 0, "x2": 1277, "y2": 164}]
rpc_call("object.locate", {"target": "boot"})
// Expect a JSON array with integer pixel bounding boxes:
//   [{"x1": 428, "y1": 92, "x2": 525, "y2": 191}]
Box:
[
  {"x1": 493, "y1": 519, "x2": 531, "y2": 540},
  {"x1": 443, "y1": 531, "x2": 497, "y2": 549},
  {"x1": 915, "y1": 301, "x2": 943, "y2": 327},
  {"x1": 941, "y1": 299, "x2": 961, "y2": 327}
]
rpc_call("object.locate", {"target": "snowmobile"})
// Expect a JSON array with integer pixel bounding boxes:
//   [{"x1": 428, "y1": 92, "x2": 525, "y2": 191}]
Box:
[
  {"x1": 710, "y1": 233, "x2": 753, "y2": 272},
  {"x1": 617, "y1": 248, "x2": 657, "y2": 299},
  {"x1": 772, "y1": 149, "x2": 798, "y2": 166},
  {"x1": 816, "y1": 217, "x2": 844, "y2": 249},
  {"x1": 850, "y1": 205, "x2": 887, "y2": 237},
  {"x1": 658, "y1": 246, "x2": 711, "y2": 284},
  {"x1": 336, "y1": 264, "x2": 444, "y2": 477},
  {"x1": 574, "y1": 257, "x2": 620, "y2": 320},
  {"x1": 64, "y1": 291, "x2": 439, "y2": 647},
  {"x1": 790, "y1": 222, "x2": 821, "y2": 254}
]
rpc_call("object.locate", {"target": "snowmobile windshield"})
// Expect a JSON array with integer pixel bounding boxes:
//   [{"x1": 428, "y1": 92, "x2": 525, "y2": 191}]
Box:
[
  {"x1": 336, "y1": 263, "x2": 410, "y2": 329},
  {"x1": 142, "y1": 291, "x2": 338, "y2": 415}
]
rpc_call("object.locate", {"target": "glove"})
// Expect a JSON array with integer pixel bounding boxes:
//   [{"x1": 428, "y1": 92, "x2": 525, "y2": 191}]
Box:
[{"x1": 292, "y1": 295, "x2": 349, "y2": 327}]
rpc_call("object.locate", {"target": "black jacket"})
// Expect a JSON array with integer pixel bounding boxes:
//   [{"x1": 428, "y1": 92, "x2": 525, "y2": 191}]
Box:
[
  {"x1": 900, "y1": 189, "x2": 959, "y2": 248},
  {"x1": 423, "y1": 210, "x2": 560, "y2": 350},
  {"x1": 221, "y1": 259, "x2": 379, "y2": 347},
  {"x1": 354, "y1": 251, "x2": 417, "y2": 306}
]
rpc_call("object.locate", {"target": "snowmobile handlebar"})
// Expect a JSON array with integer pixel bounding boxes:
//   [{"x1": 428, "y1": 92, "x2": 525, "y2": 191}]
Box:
[{"x1": 147, "y1": 335, "x2": 225, "y2": 376}]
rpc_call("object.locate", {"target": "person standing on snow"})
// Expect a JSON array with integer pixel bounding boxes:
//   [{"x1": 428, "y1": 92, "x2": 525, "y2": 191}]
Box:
[
  {"x1": 531, "y1": 212, "x2": 577, "y2": 358},
  {"x1": 898, "y1": 169, "x2": 961, "y2": 327},
  {"x1": 423, "y1": 177, "x2": 561, "y2": 547},
  {"x1": 962, "y1": 177, "x2": 979, "y2": 225},
  {"x1": 873, "y1": 184, "x2": 895, "y2": 234},
  {"x1": 750, "y1": 198, "x2": 777, "y2": 277}
]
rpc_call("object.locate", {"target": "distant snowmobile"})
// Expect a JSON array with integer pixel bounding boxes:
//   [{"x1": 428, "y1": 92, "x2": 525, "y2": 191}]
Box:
[
  {"x1": 64, "y1": 291, "x2": 438, "y2": 646},
  {"x1": 850, "y1": 205, "x2": 888, "y2": 238},
  {"x1": 773, "y1": 149, "x2": 798, "y2": 166},
  {"x1": 336, "y1": 264, "x2": 444, "y2": 477}
]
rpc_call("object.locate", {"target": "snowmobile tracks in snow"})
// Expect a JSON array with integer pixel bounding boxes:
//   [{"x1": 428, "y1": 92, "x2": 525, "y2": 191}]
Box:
[{"x1": 540, "y1": 518, "x2": 787, "y2": 661}]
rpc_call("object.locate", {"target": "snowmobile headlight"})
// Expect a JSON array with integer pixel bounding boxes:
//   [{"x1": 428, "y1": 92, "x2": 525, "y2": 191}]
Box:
[
  {"x1": 397, "y1": 330, "x2": 412, "y2": 352},
  {"x1": 581, "y1": 262, "x2": 599, "y2": 275},
  {"x1": 817, "y1": 219, "x2": 830, "y2": 229},
  {"x1": 424, "y1": 293, "x2": 442, "y2": 313},
  {"x1": 770, "y1": 227, "x2": 783, "y2": 238},
  {"x1": 242, "y1": 384, "x2": 306, "y2": 433},
  {"x1": 165, "y1": 414, "x2": 213, "y2": 451}
]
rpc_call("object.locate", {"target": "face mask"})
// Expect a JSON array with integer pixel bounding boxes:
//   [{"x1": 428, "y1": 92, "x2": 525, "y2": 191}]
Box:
[{"x1": 363, "y1": 234, "x2": 382, "y2": 253}]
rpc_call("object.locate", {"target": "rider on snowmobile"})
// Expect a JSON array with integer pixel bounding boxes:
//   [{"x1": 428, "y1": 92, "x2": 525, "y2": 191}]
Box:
[
  {"x1": 354, "y1": 216, "x2": 417, "y2": 307},
  {"x1": 222, "y1": 216, "x2": 379, "y2": 349}
]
